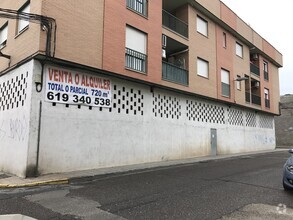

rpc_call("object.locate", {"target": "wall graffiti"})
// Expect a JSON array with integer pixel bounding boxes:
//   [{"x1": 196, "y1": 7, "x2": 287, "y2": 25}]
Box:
[
  {"x1": 0, "y1": 115, "x2": 28, "y2": 142},
  {"x1": 254, "y1": 134, "x2": 275, "y2": 145}
]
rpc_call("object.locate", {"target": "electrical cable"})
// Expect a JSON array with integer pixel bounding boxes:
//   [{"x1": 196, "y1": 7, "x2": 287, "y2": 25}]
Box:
[{"x1": 0, "y1": 8, "x2": 57, "y2": 57}]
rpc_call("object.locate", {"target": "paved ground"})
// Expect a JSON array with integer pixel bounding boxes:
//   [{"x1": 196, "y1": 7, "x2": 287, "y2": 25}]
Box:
[
  {"x1": 0, "y1": 150, "x2": 293, "y2": 219},
  {"x1": 220, "y1": 204, "x2": 293, "y2": 220},
  {"x1": 0, "y1": 149, "x2": 287, "y2": 188}
]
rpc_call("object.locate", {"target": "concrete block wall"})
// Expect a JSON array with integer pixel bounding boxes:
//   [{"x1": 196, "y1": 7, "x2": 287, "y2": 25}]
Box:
[
  {"x1": 37, "y1": 63, "x2": 276, "y2": 175},
  {"x1": 0, "y1": 61, "x2": 276, "y2": 176},
  {"x1": 275, "y1": 95, "x2": 293, "y2": 147},
  {"x1": 0, "y1": 61, "x2": 34, "y2": 177}
]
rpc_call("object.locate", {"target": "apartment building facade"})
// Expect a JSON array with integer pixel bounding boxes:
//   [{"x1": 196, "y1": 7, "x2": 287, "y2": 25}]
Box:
[{"x1": 0, "y1": 0, "x2": 282, "y2": 177}]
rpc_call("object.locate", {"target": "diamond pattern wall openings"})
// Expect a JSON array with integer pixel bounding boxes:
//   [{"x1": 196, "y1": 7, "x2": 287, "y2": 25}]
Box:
[
  {"x1": 228, "y1": 108, "x2": 244, "y2": 126},
  {"x1": 44, "y1": 76, "x2": 275, "y2": 130},
  {"x1": 259, "y1": 114, "x2": 274, "y2": 129},
  {"x1": 112, "y1": 84, "x2": 144, "y2": 116},
  {"x1": 152, "y1": 93, "x2": 181, "y2": 119},
  {"x1": 186, "y1": 100, "x2": 225, "y2": 124},
  {"x1": 245, "y1": 112, "x2": 257, "y2": 127},
  {"x1": 0, "y1": 72, "x2": 28, "y2": 111}
]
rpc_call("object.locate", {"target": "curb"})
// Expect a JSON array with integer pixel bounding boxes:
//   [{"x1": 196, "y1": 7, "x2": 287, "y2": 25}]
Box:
[
  {"x1": 0, "y1": 178, "x2": 69, "y2": 189},
  {"x1": 0, "y1": 149, "x2": 288, "y2": 189}
]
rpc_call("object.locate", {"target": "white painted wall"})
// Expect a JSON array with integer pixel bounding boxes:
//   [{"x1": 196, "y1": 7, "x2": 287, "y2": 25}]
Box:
[
  {"x1": 37, "y1": 64, "x2": 276, "y2": 175},
  {"x1": 0, "y1": 61, "x2": 34, "y2": 177},
  {"x1": 0, "y1": 61, "x2": 277, "y2": 177}
]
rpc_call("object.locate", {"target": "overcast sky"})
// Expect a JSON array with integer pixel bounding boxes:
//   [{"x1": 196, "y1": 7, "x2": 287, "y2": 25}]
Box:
[{"x1": 221, "y1": 0, "x2": 293, "y2": 95}]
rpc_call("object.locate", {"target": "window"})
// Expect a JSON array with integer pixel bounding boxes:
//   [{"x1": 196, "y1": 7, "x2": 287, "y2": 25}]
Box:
[
  {"x1": 17, "y1": 2, "x2": 30, "y2": 34},
  {"x1": 223, "y1": 32, "x2": 227, "y2": 48},
  {"x1": 197, "y1": 16, "x2": 208, "y2": 37},
  {"x1": 125, "y1": 26, "x2": 147, "y2": 73},
  {"x1": 264, "y1": 88, "x2": 270, "y2": 108},
  {"x1": 244, "y1": 75, "x2": 250, "y2": 103},
  {"x1": 236, "y1": 42, "x2": 243, "y2": 58},
  {"x1": 236, "y1": 75, "x2": 241, "y2": 90},
  {"x1": 0, "y1": 22, "x2": 8, "y2": 49},
  {"x1": 126, "y1": 0, "x2": 147, "y2": 16},
  {"x1": 221, "y1": 69, "x2": 230, "y2": 97},
  {"x1": 263, "y1": 61, "x2": 269, "y2": 81},
  {"x1": 197, "y1": 58, "x2": 209, "y2": 78}
]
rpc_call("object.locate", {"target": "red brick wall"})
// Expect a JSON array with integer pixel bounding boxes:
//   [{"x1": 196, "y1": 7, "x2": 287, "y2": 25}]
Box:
[{"x1": 102, "y1": 0, "x2": 162, "y2": 83}]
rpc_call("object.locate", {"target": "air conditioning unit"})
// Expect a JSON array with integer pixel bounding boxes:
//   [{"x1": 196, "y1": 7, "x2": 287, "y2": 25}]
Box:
[
  {"x1": 162, "y1": 34, "x2": 167, "y2": 48},
  {"x1": 252, "y1": 81, "x2": 260, "y2": 88}
]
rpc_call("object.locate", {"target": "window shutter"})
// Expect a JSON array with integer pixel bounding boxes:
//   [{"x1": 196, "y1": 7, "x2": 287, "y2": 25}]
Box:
[
  {"x1": 236, "y1": 42, "x2": 243, "y2": 57},
  {"x1": 0, "y1": 24, "x2": 8, "y2": 45},
  {"x1": 197, "y1": 16, "x2": 208, "y2": 36},
  {"x1": 18, "y1": 3, "x2": 30, "y2": 33},
  {"x1": 197, "y1": 58, "x2": 208, "y2": 78},
  {"x1": 221, "y1": 69, "x2": 230, "y2": 84},
  {"x1": 126, "y1": 26, "x2": 146, "y2": 54}
]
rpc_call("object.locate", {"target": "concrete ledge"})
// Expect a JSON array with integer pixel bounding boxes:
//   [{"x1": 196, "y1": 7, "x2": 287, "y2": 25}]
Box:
[
  {"x1": 0, "y1": 179, "x2": 68, "y2": 189},
  {"x1": 220, "y1": 203, "x2": 293, "y2": 219},
  {"x1": 0, "y1": 214, "x2": 37, "y2": 220}
]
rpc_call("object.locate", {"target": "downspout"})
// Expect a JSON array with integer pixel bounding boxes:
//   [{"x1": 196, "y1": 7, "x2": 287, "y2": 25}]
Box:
[
  {"x1": 35, "y1": 100, "x2": 42, "y2": 176},
  {"x1": 35, "y1": 62, "x2": 45, "y2": 176}
]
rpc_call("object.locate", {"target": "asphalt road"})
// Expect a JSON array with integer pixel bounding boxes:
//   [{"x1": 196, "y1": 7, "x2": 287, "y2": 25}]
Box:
[{"x1": 0, "y1": 151, "x2": 293, "y2": 220}]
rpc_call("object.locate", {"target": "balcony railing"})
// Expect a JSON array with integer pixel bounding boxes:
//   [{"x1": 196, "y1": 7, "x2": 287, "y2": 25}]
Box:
[
  {"x1": 162, "y1": 61, "x2": 188, "y2": 85},
  {"x1": 125, "y1": 48, "x2": 147, "y2": 73},
  {"x1": 221, "y1": 83, "x2": 230, "y2": 97},
  {"x1": 126, "y1": 0, "x2": 147, "y2": 16},
  {"x1": 251, "y1": 94, "x2": 261, "y2": 105},
  {"x1": 264, "y1": 71, "x2": 269, "y2": 81},
  {"x1": 265, "y1": 99, "x2": 270, "y2": 108},
  {"x1": 250, "y1": 63, "x2": 260, "y2": 76},
  {"x1": 245, "y1": 92, "x2": 250, "y2": 103},
  {"x1": 162, "y1": 10, "x2": 188, "y2": 38}
]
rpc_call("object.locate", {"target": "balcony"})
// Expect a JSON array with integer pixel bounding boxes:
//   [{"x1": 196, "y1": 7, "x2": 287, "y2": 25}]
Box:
[
  {"x1": 250, "y1": 63, "x2": 260, "y2": 76},
  {"x1": 265, "y1": 99, "x2": 270, "y2": 108},
  {"x1": 251, "y1": 94, "x2": 261, "y2": 105},
  {"x1": 162, "y1": 61, "x2": 188, "y2": 85},
  {"x1": 125, "y1": 48, "x2": 147, "y2": 73},
  {"x1": 162, "y1": 10, "x2": 188, "y2": 38}
]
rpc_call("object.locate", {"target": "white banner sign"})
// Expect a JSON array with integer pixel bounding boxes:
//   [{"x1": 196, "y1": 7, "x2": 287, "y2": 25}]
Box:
[{"x1": 45, "y1": 66, "x2": 111, "y2": 107}]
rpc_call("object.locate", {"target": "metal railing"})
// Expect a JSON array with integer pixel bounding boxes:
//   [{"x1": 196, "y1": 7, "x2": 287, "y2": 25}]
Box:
[
  {"x1": 125, "y1": 48, "x2": 147, "y2": 73},
  {"x1": 126, "y1": 0, "x2": 147, "y2": 16},
  {"x1": 250, "y1": 63, "x2": 260, "y2": 76},
  {"x1": 162, "y1": 61, "x2": 188, "y2": 85},
  {"x1": 251, "y1": 94, "x2": 261, "y2": 105},
  {"x1": 265, "y1": 99, "x2": 270, "y2": 108},
  {"x1": 264, "y1": 71, "x2": 269, "y2": 81},
  {"x1": 245, "y1": 92, "x2": 250, "y2": 103},
  {"x1": 162, "y1": 10, "x2": 188, "y2": 38},
  {"x1": 221, "y1": 83, "x2": 230, "y2": 97}
]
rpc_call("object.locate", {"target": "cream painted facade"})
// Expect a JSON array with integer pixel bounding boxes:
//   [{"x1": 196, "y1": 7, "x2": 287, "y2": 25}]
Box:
[{"x1": 0, "y1": 0, "x2": 282, "y2": 177}]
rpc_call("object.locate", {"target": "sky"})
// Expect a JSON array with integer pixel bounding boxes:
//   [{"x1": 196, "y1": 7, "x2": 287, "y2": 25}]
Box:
[{"x1": 221, "y1": 0, "x2": 293, "y2": 95}]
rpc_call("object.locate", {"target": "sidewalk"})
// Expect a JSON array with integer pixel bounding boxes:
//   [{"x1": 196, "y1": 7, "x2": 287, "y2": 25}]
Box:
[{"x1": 0, "y1": 149, "x2": 288, "y2": 188}]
